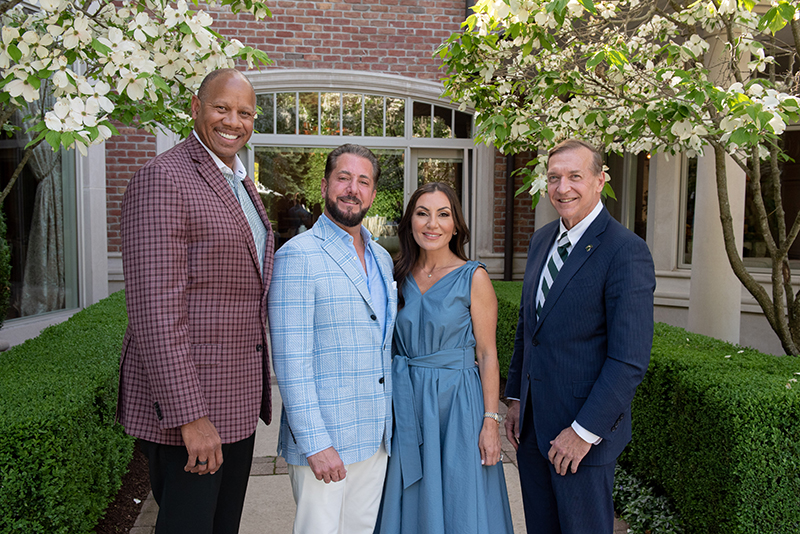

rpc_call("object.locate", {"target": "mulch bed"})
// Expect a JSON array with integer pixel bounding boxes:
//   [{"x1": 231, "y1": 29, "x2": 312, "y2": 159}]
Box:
[{"x1": 94, "y1": 440, "x2": 151, "y2": 534}]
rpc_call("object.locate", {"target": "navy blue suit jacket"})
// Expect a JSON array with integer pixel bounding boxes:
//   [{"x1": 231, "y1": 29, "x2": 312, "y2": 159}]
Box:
[{"x1": 505, "y1": 207, "x2": 655, "y2": 466}]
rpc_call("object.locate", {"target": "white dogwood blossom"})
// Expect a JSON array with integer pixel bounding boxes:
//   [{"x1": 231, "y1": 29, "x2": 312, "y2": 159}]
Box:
[
  {"x1": 440, "y1": 0, "x2": 800, "y2": 353},
  {"x1": 0, "y1": 0, "x2": 272, "y2": 160}
]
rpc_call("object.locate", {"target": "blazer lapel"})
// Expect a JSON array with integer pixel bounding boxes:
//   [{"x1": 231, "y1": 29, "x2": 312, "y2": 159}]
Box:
[
  {"x1": 189, "y1": 138, "x2": 263, "y2": 279},
  {"x1": 534, "y1": 209, "x2": 610, "y2": 333},
  {"x1": 316, "y1": 218, "x2": 375, "y2": 309}
]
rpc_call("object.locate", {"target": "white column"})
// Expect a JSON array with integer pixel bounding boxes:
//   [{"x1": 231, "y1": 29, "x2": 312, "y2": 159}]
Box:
[
  {"x1": 77, "y1": 143, "x2": 109, "y2": 307},
  {"x1": 686, "y1": 152, "x2": 745, "y2": 343},
  {"x1": 645, "y1": 152, "x2": 682, "y2": 270}
]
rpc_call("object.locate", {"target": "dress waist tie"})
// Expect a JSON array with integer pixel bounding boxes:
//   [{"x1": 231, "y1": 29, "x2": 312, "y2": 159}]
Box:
[{"x1": 391, "y1": 347, "x2": 476, "y2": 488}]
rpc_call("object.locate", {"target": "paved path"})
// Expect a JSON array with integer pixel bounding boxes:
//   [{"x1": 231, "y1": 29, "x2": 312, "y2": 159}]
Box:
[{"x1": 130, "y1": 381, "x2": 627, "y2": 533}]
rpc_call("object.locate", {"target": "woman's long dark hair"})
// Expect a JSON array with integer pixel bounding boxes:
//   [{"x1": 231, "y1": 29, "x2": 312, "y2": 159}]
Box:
[{"x1": 394, "y1": 182, "x2": 470, "y2": 307}]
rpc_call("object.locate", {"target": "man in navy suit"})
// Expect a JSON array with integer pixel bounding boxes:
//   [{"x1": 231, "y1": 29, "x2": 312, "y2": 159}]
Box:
[{"x1": 504, "y1": 139, "x2": 655, "y2": 534}]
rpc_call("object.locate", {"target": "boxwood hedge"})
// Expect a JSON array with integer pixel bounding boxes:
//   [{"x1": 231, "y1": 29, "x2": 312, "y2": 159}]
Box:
[{"x1": 0, "y1": 290, "x2": 132, "y2": 534}]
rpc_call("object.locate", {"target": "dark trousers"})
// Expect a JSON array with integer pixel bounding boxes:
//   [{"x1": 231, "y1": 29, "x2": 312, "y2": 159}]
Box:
[
  {"x1": 141, "y1": 433, "x2": 256, "y2": 534},
  {"x1": 516, "y1": 397, "x2": 615, "y2": 534}
]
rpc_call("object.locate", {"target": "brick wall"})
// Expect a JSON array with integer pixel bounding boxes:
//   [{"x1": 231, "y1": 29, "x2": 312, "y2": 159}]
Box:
[
  {"x1": 106, "y1": 126, "x2": 156, "y2": 254},
  {"x1": 214, "y1": 0, "x2": 467, "y2": 78}
]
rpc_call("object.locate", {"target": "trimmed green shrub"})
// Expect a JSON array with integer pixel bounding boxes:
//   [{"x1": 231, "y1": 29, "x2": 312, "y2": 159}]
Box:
[
  {"x1": 622, "y1": 323, "x2": 800, "y2": 534},
  {"x1": 0, "y1": 290, "x2": 132, "y2": 534},
  {"x1": 492, "y1": 280, "x2": 523, "y2": 379}
]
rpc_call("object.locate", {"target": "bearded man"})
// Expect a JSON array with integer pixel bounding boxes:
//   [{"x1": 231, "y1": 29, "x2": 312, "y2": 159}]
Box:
[{"x1": 268, "y1": 144, "x2": 397, "y2": 534}]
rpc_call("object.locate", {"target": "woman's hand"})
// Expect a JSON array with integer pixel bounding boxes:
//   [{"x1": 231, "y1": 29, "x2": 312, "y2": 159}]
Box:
[{"x1": 479, "y1": 417, "x2": 503, "y2": 466}]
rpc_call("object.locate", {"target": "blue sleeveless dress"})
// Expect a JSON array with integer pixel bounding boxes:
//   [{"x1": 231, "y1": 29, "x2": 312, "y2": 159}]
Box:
[{"x1": 376, "y1": 261, "x2": 514, "y2": 534}]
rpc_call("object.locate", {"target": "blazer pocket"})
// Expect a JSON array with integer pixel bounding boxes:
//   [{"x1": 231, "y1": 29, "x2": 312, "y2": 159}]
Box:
[
  {"x1": 191, "y1": 344, "x2": 222, "y2": 366},
  {"x1": 572, "y1": 380, "x2": 594, "y2": 399}
]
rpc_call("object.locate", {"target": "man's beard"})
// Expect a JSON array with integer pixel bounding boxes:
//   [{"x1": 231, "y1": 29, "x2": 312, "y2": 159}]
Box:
[{"x1": 325, "y1": 194, "x2": 370, "y2": 228}]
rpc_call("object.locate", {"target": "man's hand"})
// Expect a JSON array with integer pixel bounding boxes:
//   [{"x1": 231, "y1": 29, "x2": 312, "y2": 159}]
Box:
[
  {"x1": 548, "y1": 426, "x2": 592, "y2": 476},
  {"x1": 181, "y1": 416, "x2": 223, "y2": 475},
  {"x1": 504, "y1": 400, "x2": 520, "y2": 451},
  {"x1": 307, "y1": 447, "x2": 347, "y2": 484}
]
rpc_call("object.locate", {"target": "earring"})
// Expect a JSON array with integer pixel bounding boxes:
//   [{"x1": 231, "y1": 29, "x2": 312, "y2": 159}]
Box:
[{"x1": 454, "y1": 230, "x2": 457, "y2": 235}]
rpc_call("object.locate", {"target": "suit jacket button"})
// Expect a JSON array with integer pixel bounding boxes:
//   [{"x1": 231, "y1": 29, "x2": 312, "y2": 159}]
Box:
[
  {"x1": 379, "y1": 376, "x2": 384, "y2": 384},
  {"x1": 256, "y1": 344, "x2": 263, "y2": 352},
  {"x1": 370, "y1": 314, "x2": 377, "y2": 320},
  {"x1": 531, "y1": 338, "x2": 539, "y2": 346}
]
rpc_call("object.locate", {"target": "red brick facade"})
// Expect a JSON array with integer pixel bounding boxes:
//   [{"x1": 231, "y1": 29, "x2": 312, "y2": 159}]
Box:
[
  {"x1": 493, "y1": 151, "x2": 537, "y2": 255},
  {"x1": 106, "y1": 0, "x2": 535, "y2": 258}
]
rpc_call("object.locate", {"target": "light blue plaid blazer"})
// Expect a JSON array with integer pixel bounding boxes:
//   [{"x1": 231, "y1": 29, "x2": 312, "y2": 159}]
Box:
[{"x1": 268, "y1": 215, "x2": 397, "y2": 466}]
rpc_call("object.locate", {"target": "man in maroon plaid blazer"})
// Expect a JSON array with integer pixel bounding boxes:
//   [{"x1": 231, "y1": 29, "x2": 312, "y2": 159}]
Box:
[{"x1": 117, "y1": 69, "x2": 274, "y2": 534}]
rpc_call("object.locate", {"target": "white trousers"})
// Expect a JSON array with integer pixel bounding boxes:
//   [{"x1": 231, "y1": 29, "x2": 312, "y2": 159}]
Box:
[{"x1": 288, "y1": 443, "x2": 388, "y2": 534}]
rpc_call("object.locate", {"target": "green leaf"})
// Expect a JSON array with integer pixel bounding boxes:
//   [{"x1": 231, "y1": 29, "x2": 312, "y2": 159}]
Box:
[
  {"x1": 777, "y1": 2, "x2": 795, "y2": 21},
  {"x1": 91, "y1": 38, "x2": 112, "y2": 55},
  {"x1": 606, "y1": 49, "x2": 629, "y2": 68},
  {"x1": 515, "y1": 181, "x2": 532, "y2": 196},
  {"x1": 740, "y1": 0, "x2": 756, "y2": 10},
  {"x1": 602, "y1": 182, "x2": 616, "y2": 201},
  {"x1": 542, "y1": 127, "x2": 555, "y2": 141},
  {"x1": 7, "y1": 44, "x2": 21, "y2": 62},
  {"x1": 578, "y1": 0, "x2": 597, "y2": 15},
  {"x1": 151, "y1": 75, "x2": 169, "y2": 93},
  {"x1": 585, "y1": 112, "x2": 597, "y2": 125},
  {"x1": 587, "y1": 51, "x2": 605, "y2": 69},
  {"x1": 45, "y1": 130, "x2": 61, "y2": 150},
  {"x1": 730, "y1": 128, "x2": 751, "y2": 146},
  {"x1": 26, "y1": 75, "x2": 41, "y2": 90}
]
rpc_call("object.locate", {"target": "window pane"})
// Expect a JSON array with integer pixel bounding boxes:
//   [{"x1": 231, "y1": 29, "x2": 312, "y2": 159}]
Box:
[
  {"x1": 417, "y1": 157, "x2": 463, "y2": 205},
  {"x1": 743, "y1": 130, "x2": 800, "y2": 267},
  {"x1": 321, "y1": 93, "x2": 340, "y2": 135},
  {"x1": 0, "y1": 109, "x2": 78, "y2": 320},
  {"x1": 298, "y1": 92, "x2": 319, "y2": 135},
  {"x1": 255, "y1": 94, "x2": 274, "y2": 134},
  {"x1": 433, "y1": 106, "x2": 452, "y2": 138},
  {"x1": 454, "y1": 110, "x2": 472, "y2": 139},
  {"x1": 365, "y1": 96, "x2": 384, "y2": 137},
  {"x1": 412, "y1": 102, "x2": 432, "y2": 138},
  {"x1": 254, "y1": 147, "x2": 404, "y2": 252},
  {"x1": 386, "y1": 98, "x2": 405, "y2": 137},
  {"x1": 276, "y1": 92, "x2": 296, "y2": 135},
  {"x1": 342, "y1": 93, "x2": 362, "y2": 136},
  {"x1": 683, "y1": 156, "x2": 697, "y2": 265}
]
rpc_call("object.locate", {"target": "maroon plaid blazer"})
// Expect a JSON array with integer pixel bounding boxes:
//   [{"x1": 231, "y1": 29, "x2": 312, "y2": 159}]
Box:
[{"x1": 116, "y1": 134, "x2": 275, "y2": 446}]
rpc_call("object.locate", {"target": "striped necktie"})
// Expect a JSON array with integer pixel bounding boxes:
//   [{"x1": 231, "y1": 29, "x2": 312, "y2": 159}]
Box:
[
  {"x1": 222, "y1": 169, "x2": 267, "y2": 275},
  {"x1": 536, "y1": 230, "x2": 571, "y2": 319}
]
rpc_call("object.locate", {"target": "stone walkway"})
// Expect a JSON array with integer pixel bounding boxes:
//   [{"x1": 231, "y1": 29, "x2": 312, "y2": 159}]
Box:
[{"x1": 130, "y1": 381, "x2": 628, "y2": 533}]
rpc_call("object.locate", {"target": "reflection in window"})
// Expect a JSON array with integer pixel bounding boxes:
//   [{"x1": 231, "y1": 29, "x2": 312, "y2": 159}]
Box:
[
  {"x1": 386, "y1": 98, "x2": 405, "y2": 137},
  {"x1": 276, "y1": 92, "x2": 296, "y2": 135},
  {"x1": 413, "y1": 102, "x2": 432, "y2": 138},
  {"x1": 417, "y1": 157, "x2": 463, "y2": 206},
  {"x1": 298, "y1": 92, "x2": 319, "y2": 135},
  {"x1": 255, "y1": 93, "x2": 274, "y2": 134},
  {"x1": 321, "y1": 93, "x2": 340, "y2": 135},
  {"x1": 433, "y1": 106, "x2": 452, "y2": 138},
  {"x1": 253, "y1": 147, "x2": 405, "y2": 254},
  {"x1": 454, "y1": 110, "x2": 472, "y2": 139},
  {"x1": 365, "y1": 95, "x2": 383, "y2": 136},
  {"x1": 0, "y1": 107, "x2": 78, "y2": 320},
  {"x1": 342, "y1": 93, "x2": 362, "y2": 136}
]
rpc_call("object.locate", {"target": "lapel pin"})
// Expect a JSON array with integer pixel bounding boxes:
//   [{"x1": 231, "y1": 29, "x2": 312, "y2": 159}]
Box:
[{"x1": 585, "y1": 245, "x2": 593, "y2": 252}]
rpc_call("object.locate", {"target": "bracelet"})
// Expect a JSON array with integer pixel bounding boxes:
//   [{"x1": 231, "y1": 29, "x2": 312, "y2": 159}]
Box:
[{"x1": 484, "y1": 411, "x2": 503, "y2": 424}]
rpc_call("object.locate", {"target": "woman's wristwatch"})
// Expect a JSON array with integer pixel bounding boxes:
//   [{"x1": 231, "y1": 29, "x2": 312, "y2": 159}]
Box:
[{"x1": 484, "y1": 411, "x2": 503, "y2": 424}]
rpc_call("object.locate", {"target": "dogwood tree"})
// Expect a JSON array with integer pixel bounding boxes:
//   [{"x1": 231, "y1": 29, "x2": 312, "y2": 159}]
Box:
[
  {"x1": 440, "y1": 0, "x2": 800, "y2": 354},
  {"x1": 0, "y1": 0, "x2": 271, "y2": 202}
]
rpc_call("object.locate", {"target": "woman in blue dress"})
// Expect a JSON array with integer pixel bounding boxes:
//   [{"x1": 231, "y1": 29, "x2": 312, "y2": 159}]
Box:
[{"x1": 376, "y1": 182, "x2": 514, "y2": 534}]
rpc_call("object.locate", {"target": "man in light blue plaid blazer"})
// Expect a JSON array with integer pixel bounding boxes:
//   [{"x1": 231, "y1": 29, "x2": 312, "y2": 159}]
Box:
[{"x1": 268, "y1": 144, "x2": 397, "y2": 534}]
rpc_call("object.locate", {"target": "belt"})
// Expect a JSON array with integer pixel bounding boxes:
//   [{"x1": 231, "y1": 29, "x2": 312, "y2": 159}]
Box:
[{"x1": 392, "y1": 347, "x2": 476, "y2": 488}]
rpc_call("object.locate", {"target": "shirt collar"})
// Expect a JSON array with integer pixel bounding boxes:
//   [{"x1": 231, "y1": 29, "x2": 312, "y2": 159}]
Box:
[
  {"x1": 321, "y1": 213, "x2": 373, "y2": 246},
  {"x1": 192, "y1": 130, "x2": 247, "y2": 181},
  {"x1": 560, "y1": 199, "x2": 603, "y2": 247}
]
